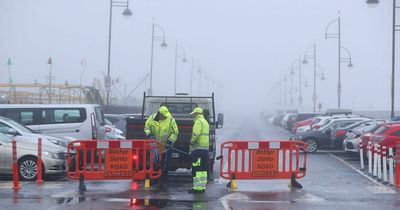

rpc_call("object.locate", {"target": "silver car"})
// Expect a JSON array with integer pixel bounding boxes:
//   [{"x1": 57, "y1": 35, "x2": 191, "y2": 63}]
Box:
[{"x1": 0, "y1": 124, "x2": 67, "y2": 181}]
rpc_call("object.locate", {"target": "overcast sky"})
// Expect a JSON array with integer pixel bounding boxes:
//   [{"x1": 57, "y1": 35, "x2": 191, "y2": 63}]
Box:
[{"x1": 0, "y1": 0, "x2": 396, "y2": 114}]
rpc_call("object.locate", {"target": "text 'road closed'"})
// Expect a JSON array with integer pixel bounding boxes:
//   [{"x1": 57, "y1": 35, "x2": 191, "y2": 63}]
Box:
[
  {"x1": 252, "y1": 149, "x2": 278, "y2": 177},
  {"x1": 105, "y1": 149, "x2": 133, "y2": 178}
]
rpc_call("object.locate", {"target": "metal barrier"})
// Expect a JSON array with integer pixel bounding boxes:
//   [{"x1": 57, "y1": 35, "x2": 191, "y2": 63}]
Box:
[
  {"x1": 219, "y1": 140, "x2": 307, "y2": 180},
  {"x1": 67, "y1": 140, "x2": 162, "y2": 181}
]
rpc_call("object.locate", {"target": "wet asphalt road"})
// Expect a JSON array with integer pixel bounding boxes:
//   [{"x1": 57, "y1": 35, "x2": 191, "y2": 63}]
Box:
[{"x1": 1, "y1": 114, "x2": 400, "y2": 209}]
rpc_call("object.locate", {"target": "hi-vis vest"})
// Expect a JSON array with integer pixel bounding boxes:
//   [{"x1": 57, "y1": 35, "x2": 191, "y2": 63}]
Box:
[
  {"x1": 190, "y1": 114, "x2": 210, "y2": 152},
  {"x1": 144, "y1": 113, "x2": 178, "y2": 150}
]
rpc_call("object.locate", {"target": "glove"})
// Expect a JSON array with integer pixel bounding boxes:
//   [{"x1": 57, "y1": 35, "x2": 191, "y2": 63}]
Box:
[
  {"x1": 146, "y1": 133, "x2": 155, "y2": 139},
  {"x1": 166, "y1": 139, "x2": 174, "y2": 147}
]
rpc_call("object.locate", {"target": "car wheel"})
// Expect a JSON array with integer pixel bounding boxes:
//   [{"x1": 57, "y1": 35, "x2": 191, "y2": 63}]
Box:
[
  {"x1": 304, "y1": 139, "x2": 318, "y2": 153},
  {"x1": 18, "y1": 157, "x2": 39, "y2": 181}
]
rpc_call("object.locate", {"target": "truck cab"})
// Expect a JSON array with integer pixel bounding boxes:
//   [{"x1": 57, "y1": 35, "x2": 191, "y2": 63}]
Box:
[{"x1": 126, "y1": 93, "x2": 224, "y2": 173}]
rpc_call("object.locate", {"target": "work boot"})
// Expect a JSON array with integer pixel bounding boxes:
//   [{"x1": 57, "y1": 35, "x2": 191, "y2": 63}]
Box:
[{"x1": 187, "y1": 189, "x2": 205, "y2": 194}]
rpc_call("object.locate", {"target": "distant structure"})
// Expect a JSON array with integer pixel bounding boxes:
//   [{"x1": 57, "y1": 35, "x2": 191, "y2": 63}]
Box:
[{"x1": 0, "y1": 79, "x2": 105, "y2": 105}]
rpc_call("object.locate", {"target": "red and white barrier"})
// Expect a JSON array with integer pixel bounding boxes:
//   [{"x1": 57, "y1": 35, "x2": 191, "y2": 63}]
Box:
[
  {"x1": 359, "y1": 140, "x2": 364, "y2": 170},
  {"x1": 12, "y1": 139, "x2": 20, "y2": 191},
  {"x1": 382, "y1": 146, "x2": 388, "y2": 184},
  {"x1": 377, "y1": 145, "x2": 382, "y2": 181},
  {"x1": 396, "y1": 144, "x2": 400, "y2": 187},
  {"x1": 388, "y1": 147, "x2": 394, "y2": 185},
  {"x1": 373, "y1": 144, "x2": 378, "y2": 178},
  {"x1": 367, "y1": 141, "x2": 372, "y2": 174},
  {"x1": 37, "y1": 138, "x2": 43, "y2": 184}
]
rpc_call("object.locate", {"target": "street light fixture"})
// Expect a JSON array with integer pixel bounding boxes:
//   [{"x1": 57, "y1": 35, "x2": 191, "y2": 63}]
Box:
[
  {"x1": 148, "y1": 19, "x2": 168, "y2": 96},
  {"x1": 366, "y1": 0, "x2": 380, "y2": 7},
  {"x1": 325, "y1": 16, "x2": 354, "y2": 109},
  {"x1": 174, "y1": 42, "x2": 187, "y2": 95},
  {"x1": 106, "y1": 0, "x2": 132, "y2": 106}
]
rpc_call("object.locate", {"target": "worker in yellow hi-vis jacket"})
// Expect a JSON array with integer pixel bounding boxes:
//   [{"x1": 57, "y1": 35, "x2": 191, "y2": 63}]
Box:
[
  {"x1": 188, "y1": 107, "x2": 209, "y2": 194},
  {"x1": 144, "y1": 106, "x2": 179, "y2": 184}
]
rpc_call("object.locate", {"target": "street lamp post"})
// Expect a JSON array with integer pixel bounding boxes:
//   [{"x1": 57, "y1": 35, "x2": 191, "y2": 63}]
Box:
[
  {"x1": 303, "y1": 40, "x2": 318, "y2": 112},
  {"x1": 80, "y1": 58, "x2": 87, "y2": 103},
  {"x1": 47, "y1": 57, "x2": 53, "y2": 104},
  {"x1": 289, "y1": 69, "x2": 295, "y2": 106},
  {"x1": 190, "y1": 59, "x2": 201, "y2": 95},
  {"x1": 325, "y1": 16, "x2": 353, "y2": 108},
  {"x1": 149, "y1": 19, "x2": 167, "y2": 96},
  {"x1": 106, "y1": 0, "x2": 132, "y2": 105},
  {"x1": 7, "y1": 58, "x2": 12, "y2": 93},
  {"x1": 291, "y1": 57, "x2": 302, "y2": 106},
  {"x1": 174, "y1": 42, "x2": 187, "y2": 95},
  {"x1": 283, "y1": 75, "x2": 288, "y2": 105},
  {"x1": 366, "y1": 0, "x2": 399, "y2": 118}
]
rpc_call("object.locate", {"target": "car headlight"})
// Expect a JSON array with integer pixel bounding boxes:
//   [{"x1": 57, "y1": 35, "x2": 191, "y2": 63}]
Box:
[
  {"x1": 48, "y1": 139, "x2": 68, "y2": 147},
  {"x1": 42, "y1": 150, "x2": 61, "y2": 159}
]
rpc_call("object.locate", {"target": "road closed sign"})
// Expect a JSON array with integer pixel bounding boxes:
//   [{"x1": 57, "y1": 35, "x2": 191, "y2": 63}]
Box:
[
  {"x1": 252, "y1": 149, "x2": 278, "y2": 177},
  {"x1": 105, "y1": 149, "x2": 133, "y2": 178}
]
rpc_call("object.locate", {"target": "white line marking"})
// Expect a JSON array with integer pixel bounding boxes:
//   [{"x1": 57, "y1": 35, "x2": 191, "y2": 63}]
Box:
[{"x1": 328, "y1": 153, "x2": 395, "y2": 193}]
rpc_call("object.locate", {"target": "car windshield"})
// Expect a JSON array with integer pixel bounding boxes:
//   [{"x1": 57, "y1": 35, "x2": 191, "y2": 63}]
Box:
[
  {"x1": 352, "y1": 122, "x2": 379, "y2": 134},
  {"x1": 2, "y1": 118, "x2": 35, "y2": 133},
  {"x1": 375, "y1": 126, "x2": 389, "y2": 135}
]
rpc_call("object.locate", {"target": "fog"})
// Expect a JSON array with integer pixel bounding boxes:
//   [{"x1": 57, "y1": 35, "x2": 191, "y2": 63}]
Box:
[{"x1": 0, "y1": 0, "x2": 395, "y2": 115}]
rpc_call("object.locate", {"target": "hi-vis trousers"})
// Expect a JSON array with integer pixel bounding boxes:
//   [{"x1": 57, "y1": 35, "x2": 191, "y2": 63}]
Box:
[{"x1": 191, "y1": 149, "x2": 209, "y2": 191}]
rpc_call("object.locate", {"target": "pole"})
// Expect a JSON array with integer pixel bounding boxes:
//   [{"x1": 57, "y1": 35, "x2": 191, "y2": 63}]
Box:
[
  {"x1": 391, "y1": 0, "x2": 396, "y2": 118},
  {"x1": 199, "y1": 70, "x2": 202, "y2": 96},
  {"x1": 290, "y1": 69, "x2": 293, "y2": 106},
  {"x1": 149, "y1": 20, "x2": 155, "y2": 96},
  {"x1": 174, "y1": 41, "x2": 178, "y2": 95},
  {"x1": 298, "y1": 57, "x2": 302, "y2": 106},
  {"x1": 284, "y1": 76, "x2": 287, "y2": 105},
  {"x1": 7, "y1": 64, "x2": 11, "y2": 93},
  {"x1": 313, "y1": 40, "x2": 317, "y2": 113},
  {"x1": 79, "y1": 59, "x2": 86, "y2": 103},
  {"x1": 190, "y1": 58, "x2": 194, "y2": 95},
  {"x1": 106, "y1": 0, "x2": 113, "y2": 105},
  {"x1": 48, "y1": 63, "x2": 53, "y2": 104},
  {"x1": 12, "y1": 139, "x2": 19, "y2": 190},
  {"x1": 37, "y1": 138, "x2": 43, "y2": 184},
  {"x1": 337, "y1": 17, "x2": 341, "y2": 109}
]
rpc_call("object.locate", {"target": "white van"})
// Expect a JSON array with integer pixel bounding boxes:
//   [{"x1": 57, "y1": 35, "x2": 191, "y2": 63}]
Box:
[{"x1": 0, "y1": 104, "x2": 106, "y2": 140}]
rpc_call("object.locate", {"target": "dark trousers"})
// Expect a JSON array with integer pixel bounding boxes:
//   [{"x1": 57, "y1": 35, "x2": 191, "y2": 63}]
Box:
[
  {"x1": 161, "y1": 149, "x2": 171, "y2": 181},
  {"x1": 191, "y1": 149, "x2": 209, "y2": 190}
]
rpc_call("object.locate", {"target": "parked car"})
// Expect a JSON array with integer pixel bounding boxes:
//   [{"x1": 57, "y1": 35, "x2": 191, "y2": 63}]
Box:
[
  {"x1": 370, "y1": 123, "x2": 400, "y2": 150},
  {"x1": 288, "y1": 113, "x2": 320, "y2": 133},
  {"x1": 343, "y1": 121, "x2": 385, "y2": 153},
  {"x1": 0, "y1": 104, "x2": 107, "y2": 140},
  {"x1": 290, "y1": 118, "x2": 369, "y2": 153},
  {"x1": 330, "y1": 120, "x2": 375, "y2": 149},
  {"x1": 281, "y1": 113, "x2": 296, "y2": 129},
  {"x1": 104, "y1": 114, "x2": 127, "y2": 135},
  {"x1": 0, "y1": 116, "x2": 70, "y2": 147},
  {"x1": 105, "y1": 119, "x2": 126, "y2": 140},
  {"x1": 273, "y1": 114, "x2": 285, "y2": 126},
  {"x1": 0, "y1": 132, "x2": 67, "y2": 181}
]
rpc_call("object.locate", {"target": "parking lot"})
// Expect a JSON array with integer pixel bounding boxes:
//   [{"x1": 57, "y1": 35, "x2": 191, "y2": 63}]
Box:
[{"x1": 0, "y1": 114, "x2": 399, "y2": 210}]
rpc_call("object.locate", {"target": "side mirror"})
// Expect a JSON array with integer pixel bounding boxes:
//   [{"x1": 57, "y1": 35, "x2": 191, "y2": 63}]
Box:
[
  {"x1": 217, "y1": 113, "x2": 224, "y2": 129},
  {"x1": 7, "y1": 128, "x2": 18, "y2": 136}
]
